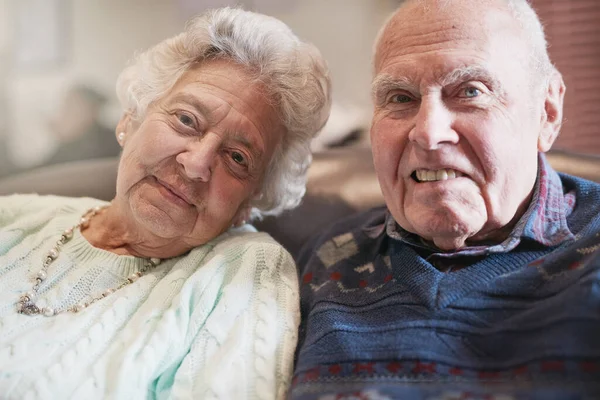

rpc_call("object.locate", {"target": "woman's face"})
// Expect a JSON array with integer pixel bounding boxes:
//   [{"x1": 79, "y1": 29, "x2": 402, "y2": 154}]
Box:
[{"x1": 114, "y1": 59, "x2": 283, "y2": 247}]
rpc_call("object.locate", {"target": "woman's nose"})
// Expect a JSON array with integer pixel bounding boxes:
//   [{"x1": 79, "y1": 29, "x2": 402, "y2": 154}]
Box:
[{"x1": 175, "y1": 135, "x2": 220, "y2": 182}]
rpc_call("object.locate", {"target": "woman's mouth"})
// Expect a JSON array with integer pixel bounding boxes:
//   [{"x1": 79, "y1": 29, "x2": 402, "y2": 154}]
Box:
[{"x1": 155, "y1": 177, "x2": 193, "y2": 207}]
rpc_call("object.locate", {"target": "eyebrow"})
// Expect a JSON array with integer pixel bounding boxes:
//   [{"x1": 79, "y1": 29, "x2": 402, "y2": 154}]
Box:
[
  {"x1": 372, "y1": 66, "x2": 506, "y2": 106},
  {"x1": 169, "y1": 92, "x2": 213, "y2": 121},
  {"x1": 371, "y1": 74, "x2": 416, "y2": 106},
  {"x1": 229, "y1": 131, "x2": 264, "y2": 161},
  {"x1": 438, "y1": 66, "x2": 505, "y2": 96}
]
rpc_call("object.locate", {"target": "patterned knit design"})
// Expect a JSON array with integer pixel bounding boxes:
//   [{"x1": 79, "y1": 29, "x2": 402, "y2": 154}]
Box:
[
  {"x1": 291, "y1": 171, "x2": 600, "y2": 400},
  {"x1": 0, "y1": 194, "x2": 299, "y2": 400}
]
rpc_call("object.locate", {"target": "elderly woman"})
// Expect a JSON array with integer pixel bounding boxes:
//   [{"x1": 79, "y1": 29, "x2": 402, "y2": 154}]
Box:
[{"x1": 0, "y1": 8, "x2": 330, "y2": 399}]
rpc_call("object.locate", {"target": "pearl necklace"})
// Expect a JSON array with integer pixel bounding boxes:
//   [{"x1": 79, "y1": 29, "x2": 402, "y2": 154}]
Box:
[{"x1": 17, "y1": 205, "x2": 162, "y2": 317}]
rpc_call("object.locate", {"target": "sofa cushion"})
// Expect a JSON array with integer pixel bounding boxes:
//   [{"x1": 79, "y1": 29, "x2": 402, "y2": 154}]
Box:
[{"x1": 0, "y1": 157, "x2": 118, "y2": 201}]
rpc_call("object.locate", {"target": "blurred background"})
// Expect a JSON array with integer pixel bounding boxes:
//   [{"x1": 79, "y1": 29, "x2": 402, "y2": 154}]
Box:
[{"x1": 0, "y1": 0, "x2": 598, "y2": 179}]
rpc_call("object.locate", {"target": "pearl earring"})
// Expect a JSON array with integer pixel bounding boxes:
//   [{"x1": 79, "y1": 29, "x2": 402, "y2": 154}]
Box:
[
  {"x1": 232, "y1": 219, "x2": 247, "y2": 228},
  {"x1": 118, "y1": 132, "x2": 125, "y2": 144}
]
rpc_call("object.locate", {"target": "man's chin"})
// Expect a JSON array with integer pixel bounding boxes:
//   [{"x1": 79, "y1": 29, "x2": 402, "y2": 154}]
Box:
[
  {"x1": 430, "y1": 235, "x2": 471, "y2": 251},
  {"x1": 407, "y1": 216, "x2": 482, "y2": 252}
]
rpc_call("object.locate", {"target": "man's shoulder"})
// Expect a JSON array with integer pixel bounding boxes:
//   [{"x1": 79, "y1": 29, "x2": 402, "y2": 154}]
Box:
[
  {"x1": 560, "y1": 173, "x2": 600, "y2": 228},
  {"x1": 296, "y1": 205, "x2": 388, "y2": 274},
  {"x1": 319, "y1": 205, "x2": 387, "y2": 236},
  {"x1": 560, "y1": 172, "x2": 600, "y2": 198}
]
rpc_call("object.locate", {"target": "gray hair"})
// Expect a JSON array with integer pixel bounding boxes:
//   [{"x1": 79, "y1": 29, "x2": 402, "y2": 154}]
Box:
[
  {"x1": 374, "y1": 0, "x2": 555, "y2": 91},
  {"x1": 116, "y1": 7, "x2": 331, "y2": 219},
  {"x1": 504, "y1": 0, "x2": 555, "y2": 90}
]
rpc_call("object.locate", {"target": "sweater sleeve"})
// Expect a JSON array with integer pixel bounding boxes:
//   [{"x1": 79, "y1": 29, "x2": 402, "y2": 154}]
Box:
[
  {"x1": 0, "y1": 194, "x2": 41, "y2": 229},
  {"x1": 0, "y1": 194, "x2": 102, "y2": 230},
  {"x1": 162, "y1": 237, "x2": 300, "y2": 400}
]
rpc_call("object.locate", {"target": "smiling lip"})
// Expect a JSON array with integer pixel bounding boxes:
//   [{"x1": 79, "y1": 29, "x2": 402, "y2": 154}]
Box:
[
  {"x1": 410, "y1": 166, "x2": 470, "y2": 183},
  {"x1": 155, "y1": 177, "x2": 193, "y2": 206}
]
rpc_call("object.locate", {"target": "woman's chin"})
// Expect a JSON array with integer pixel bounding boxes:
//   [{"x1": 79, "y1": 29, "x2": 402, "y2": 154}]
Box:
[{"x1": 132, "y1": 203, "x2": 191, "y2": 239}]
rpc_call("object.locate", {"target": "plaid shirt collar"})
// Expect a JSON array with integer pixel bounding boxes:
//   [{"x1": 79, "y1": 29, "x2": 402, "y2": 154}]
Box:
[{"x1": 366, "y1": 153, "x2": 576, "y2": 258}]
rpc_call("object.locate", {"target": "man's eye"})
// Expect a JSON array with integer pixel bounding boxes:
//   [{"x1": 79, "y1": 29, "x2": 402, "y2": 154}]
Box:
[
  {"x1": 178, "y1": 114, "x2": 195, "y2": 127},
  {"x1": 390, "y1": 94, "x2": 412, "y2": 103},
  {"x1": 231, "y1": 151, "x2": 245, "y2": 165},
  {"x1": 462, "y1": 87, "x2": 481, "y2": 98}
]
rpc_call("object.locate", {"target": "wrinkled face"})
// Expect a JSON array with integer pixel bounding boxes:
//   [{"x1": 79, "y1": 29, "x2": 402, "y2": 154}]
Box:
[
  {"x1": 115, "y1": 59, "x2": 283, "y2": 247},
  {"x1": 371, "y1": 1, "x2": 555, "y2": 250}
]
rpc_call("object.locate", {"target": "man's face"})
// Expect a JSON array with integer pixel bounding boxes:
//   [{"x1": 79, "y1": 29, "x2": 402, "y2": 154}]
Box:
[{"x1": 371, "y1": 1, "x2": 553, "y2": 250}]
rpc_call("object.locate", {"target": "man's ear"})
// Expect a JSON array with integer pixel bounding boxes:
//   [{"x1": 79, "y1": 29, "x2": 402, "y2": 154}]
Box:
[{"x1": 538, "y1": 70, "x2": 566, "y2": 152}]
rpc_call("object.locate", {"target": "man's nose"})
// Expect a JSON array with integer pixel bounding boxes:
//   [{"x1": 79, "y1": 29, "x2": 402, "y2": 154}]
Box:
[
  {"x1": 409, "y1": 96, "x2": 458, "y2": 150},
  {"x1": 175, "y1": 134, "x2": 220, "y2": 182}
]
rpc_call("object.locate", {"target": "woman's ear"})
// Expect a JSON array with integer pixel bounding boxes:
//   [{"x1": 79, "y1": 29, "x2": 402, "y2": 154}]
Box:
[
  {"x1": 538, "y1": 70, "x2": 566, "y2": 153},
  {"x1": 115, "y1": 112, "x2": 134, "y2": 147},
  {"x1": 233, "y1": 190, "x2": 264, "y2": 226},
  {"x1": 232, "y1": 206, "x2": 251, "y2": 227}
]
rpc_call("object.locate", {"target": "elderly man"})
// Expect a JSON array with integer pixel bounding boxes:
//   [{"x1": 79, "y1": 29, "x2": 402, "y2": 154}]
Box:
[{"x1": 291, "y1": 0, "x2": 600, "y2": 399}]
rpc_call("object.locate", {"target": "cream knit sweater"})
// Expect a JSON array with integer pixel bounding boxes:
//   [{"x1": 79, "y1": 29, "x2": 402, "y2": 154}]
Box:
[{"x1": 0, "y1": 194, "x2": 299, "y2": 399}]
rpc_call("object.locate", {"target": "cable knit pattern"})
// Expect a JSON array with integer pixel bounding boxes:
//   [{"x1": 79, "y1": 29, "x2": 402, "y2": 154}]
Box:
[{"x1": 0, "y1": 194, "x2": 300, "y2": 400}]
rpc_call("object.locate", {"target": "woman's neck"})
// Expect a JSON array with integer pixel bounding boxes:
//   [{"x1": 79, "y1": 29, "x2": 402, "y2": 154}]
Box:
[{"x1": 80, "y1": 203, "x2": 193, "y2": 259}]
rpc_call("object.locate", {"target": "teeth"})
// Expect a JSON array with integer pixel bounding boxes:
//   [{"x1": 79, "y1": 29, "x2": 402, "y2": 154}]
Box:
[{"x1": 415, "y1": 168, "x2": 462, "y2": 182}]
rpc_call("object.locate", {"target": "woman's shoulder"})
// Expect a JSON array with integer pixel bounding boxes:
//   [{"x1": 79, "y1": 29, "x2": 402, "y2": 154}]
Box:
[
  {"x1": 214, "y1": 227, "x2": 289, "y2": 253},
  {"x1": 0, "y1": 194, "x2": 107, "y2": 228},
  {"x1": 1, "y1": 193, "x2": 105, "y2": 208},
  {"x1": 184, "y1": 227, "x2": 294, "y2": 270}
]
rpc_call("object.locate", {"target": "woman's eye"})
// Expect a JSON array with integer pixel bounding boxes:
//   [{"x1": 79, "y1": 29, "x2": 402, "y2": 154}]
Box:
[
  {"x1": 462, "y1": 87, "x2": 481, "y2": 98},
  {"x1": 178, "y1": 114, "x2": 195, "y2": 127},
  {"x1": 390, "y1": 94, "x2": 412, "y2": 103},
  {"x1": 231, "y1": 151, "x2": 245, "y2": 165}
]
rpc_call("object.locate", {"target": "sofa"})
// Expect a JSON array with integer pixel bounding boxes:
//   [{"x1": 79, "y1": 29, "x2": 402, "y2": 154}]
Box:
[{"x1": 1, "y1": 144, "x2": 599, "y2": 258}]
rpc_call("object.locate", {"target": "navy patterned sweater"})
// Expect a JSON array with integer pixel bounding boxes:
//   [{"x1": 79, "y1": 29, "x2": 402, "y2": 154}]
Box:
[{"x1": 291, "y1": 157, "x2": 600, "y2": 400}]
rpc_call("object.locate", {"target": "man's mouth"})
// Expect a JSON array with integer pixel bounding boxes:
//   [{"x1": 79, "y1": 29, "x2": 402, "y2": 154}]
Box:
[{"x1": 411, "y1": 168, "x2": 464, "y2": 183}]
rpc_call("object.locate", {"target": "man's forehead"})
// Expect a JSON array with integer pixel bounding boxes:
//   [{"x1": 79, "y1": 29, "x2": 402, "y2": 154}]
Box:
[{"x1": 374, "y1": 0, "x2": 518, "y2": 71}]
